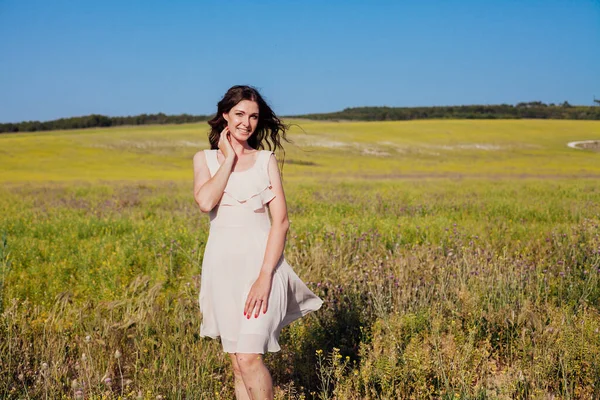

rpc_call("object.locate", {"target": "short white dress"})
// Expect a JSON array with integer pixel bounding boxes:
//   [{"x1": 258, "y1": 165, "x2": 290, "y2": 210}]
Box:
[{"x1": 199, "y1": 149, "x2": 323, "y2": 354}]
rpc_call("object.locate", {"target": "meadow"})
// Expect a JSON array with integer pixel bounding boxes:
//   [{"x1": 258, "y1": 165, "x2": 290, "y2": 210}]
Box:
[{"x1": 1, "y1": 119, "x2": 600, "y2": 399}]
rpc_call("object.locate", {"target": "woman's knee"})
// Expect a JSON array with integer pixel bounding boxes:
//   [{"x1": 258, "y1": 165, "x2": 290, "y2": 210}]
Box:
[{"x1": 235, "y1": 353, "x2": 262, "y2": 374}]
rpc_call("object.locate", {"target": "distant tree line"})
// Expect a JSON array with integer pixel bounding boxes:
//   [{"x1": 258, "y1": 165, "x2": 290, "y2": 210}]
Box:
[
  {"x1": 2, "y1": 101, "x2": 599, "y2": 134},
  {"x1": 0, "y1": 113, "x2": 209, "y2": 134},
  {"x1": 292, "y1": 101, "x2": 600, "y2": 121}
]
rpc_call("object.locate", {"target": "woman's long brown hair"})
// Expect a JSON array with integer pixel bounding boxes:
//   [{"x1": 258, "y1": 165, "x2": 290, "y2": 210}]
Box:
[{"x1": 207, "y1": 85, "x2": 290, "y2": 171}]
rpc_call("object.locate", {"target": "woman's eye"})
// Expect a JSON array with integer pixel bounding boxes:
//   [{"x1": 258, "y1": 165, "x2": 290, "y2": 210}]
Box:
[{"x1": 236, "y1": 113, "x2": 243, "y2": 117}]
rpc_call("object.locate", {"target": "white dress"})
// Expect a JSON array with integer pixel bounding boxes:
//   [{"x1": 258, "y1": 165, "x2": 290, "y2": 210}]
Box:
[{"x1": 199, "y1": 149, "x2": 323, "y2": 354}]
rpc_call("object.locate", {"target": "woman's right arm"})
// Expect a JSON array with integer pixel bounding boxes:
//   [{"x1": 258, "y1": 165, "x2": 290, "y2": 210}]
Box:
[{"x1": 193, "y1": 129, "x2": 235, "y2": 213}]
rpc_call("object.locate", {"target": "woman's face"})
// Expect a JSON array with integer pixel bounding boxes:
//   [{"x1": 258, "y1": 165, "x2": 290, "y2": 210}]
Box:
[{"x1": 223, "y1": 100, "x2": 259, "y2": 143}]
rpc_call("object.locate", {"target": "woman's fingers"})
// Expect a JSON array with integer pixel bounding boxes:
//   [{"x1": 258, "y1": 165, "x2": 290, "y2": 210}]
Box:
[
  {"x1": 253, "y1": 299, "x2": 262, "y2": 318},
  {"x1": 219, "y1": 127, "x2": 227, "y2": 146},
  {"x1": 218, "y1": 126, "x2": 234, "y2": 159},
  {"x1": 244, "y1": 295, "x2": 252, "y2": 316},
  {"x1": 245, "y1": 298, "x2": 259, "y2": 319},
  {"x1": 243, "y1": 295, "x2": 268, "y2": 318}
]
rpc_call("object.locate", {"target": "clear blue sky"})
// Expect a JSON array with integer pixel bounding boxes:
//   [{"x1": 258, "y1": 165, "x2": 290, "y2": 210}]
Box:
[{"x1": 1, "y1": 0, "x2": 599, "y2": 123}]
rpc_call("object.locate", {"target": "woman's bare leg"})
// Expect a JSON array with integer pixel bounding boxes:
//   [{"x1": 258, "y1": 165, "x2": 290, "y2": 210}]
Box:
[
  {"x1": 235, "y1": 353, "x2": 273, "y2": 400},
  {"x1": 229, "y1": 354, "x2": 252, "y2": 400}
]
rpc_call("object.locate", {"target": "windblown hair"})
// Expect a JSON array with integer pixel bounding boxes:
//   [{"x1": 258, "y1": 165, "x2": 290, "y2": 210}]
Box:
[{"x1": 207, "y1": 85, "x2": 290, "y2": 169}]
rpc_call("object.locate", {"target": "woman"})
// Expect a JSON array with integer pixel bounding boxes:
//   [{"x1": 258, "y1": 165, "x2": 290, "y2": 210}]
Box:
[{"x1": 192, "y1": 85, "x2": 323, "y2": 399}]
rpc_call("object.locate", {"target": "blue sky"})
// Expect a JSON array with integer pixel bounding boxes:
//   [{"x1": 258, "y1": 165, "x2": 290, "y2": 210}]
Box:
[{"x1": 1, "y1": 0, "x2": 599, "y2": 123}]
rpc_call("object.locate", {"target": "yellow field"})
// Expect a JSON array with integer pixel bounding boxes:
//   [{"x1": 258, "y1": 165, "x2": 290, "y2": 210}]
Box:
[{"x1": 1, "y1": 119, "x2": 599, "y2": 182}]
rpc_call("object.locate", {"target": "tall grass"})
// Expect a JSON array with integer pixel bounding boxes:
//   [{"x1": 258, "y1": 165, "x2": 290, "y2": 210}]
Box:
[{"x1": 1, "y1": 177, "x2": 599, "y2": 398}]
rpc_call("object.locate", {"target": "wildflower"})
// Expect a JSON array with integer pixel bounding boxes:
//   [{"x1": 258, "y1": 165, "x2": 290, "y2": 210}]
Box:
[
  {"x1": 81, "y1": 353, "x2": 87, "y2": 361},
  {"x1": 41, "y1": 362, "x2": 48, "y2": 370},
  {"x1": 114, "y1": 349, "x2": 122, "y2": 359},
  {"x1": 315, "y1": 349, "x2": 323, "y2": 355},
  {"x1": 18, "y1": 374, "x2": 24, "y2": 382},
  {"x1": 85, "y1": 335, "x2": 91, "y2": 343},
  {"x1": 71, "y1": 379, "x2": 79, "y2": 389},
  {"x1": 104, "y1": 377, "x2": 112, "y2": 386},
  {"x1": 74, "y1": 389, "x2": 84, "y2": 399}
]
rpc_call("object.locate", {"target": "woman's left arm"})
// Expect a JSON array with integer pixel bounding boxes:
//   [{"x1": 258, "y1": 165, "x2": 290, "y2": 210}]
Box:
[
  {"x1": 259, "y1": 154, "x2": 289, "y2": 277},
  {"x1": 243, "y1": 154, "x2": 289, "y2": 319}
]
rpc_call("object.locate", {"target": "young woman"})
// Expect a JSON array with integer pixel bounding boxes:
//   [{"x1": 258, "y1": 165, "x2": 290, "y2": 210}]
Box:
[{"x1": 192, "y1": 85, "x2": 322, "y2": 399}]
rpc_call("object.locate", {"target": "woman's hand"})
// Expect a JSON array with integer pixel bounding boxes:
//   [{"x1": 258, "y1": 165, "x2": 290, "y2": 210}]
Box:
[
  {"x1": 243, "y1": 272, "x2": 273, "y2": 319},
  {"x1": 218, "y1": 126, "x2": 236, "y2": 162}
]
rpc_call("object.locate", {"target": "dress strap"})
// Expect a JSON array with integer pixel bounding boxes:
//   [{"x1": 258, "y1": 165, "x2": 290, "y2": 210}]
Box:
[
  {"x1": 259, "y1": 150, "x2": 274, "y2": 183},
  {"x1": 259, "y1": 150, "x2": 273, "y2": 171},
  {"x1": 203, "y1": 149, "x2": 219, "y2": 177}
]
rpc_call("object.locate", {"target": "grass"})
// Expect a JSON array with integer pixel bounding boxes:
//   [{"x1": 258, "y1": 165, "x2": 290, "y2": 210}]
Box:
[
  {"x1": 1, "y1": 119, "x2": 600, "y2": 182},
  {"x1": 0, "y1": 119, "x2": 599, "y2": 399}
]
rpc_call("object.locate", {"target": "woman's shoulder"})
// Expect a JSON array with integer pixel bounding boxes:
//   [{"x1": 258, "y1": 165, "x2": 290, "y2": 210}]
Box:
[
  {"x1": 193, "y1": 150, "x2": 219, "y2": 175},
  {"x1": 193, "y1": 148, "x2": 213, "y2": 160},
  {"x1": 259, "y1": 149, "x2": 276, "y2": 161},
  {"x1": 192, "y1": 150, "x2": 205, "y2": 162},
  {"x1": 258, "y1": 150, "x2": 275, "y2": 168}
]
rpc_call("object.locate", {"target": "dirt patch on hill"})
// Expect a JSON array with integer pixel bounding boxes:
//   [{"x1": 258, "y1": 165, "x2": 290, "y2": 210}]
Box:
[{"x1": 567, "y1": 140, "x2": 600, "y2": 151}]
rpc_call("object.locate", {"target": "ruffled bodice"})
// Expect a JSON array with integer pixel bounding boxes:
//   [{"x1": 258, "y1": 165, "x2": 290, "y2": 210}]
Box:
[{"x1": 204, "y1": 149, "x2": 275, "y2": 212}]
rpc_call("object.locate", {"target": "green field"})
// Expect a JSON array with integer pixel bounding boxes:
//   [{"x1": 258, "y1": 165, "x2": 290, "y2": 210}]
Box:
[{"x1": 1, "y1": 120, "x2": 600, "y2": 399}]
